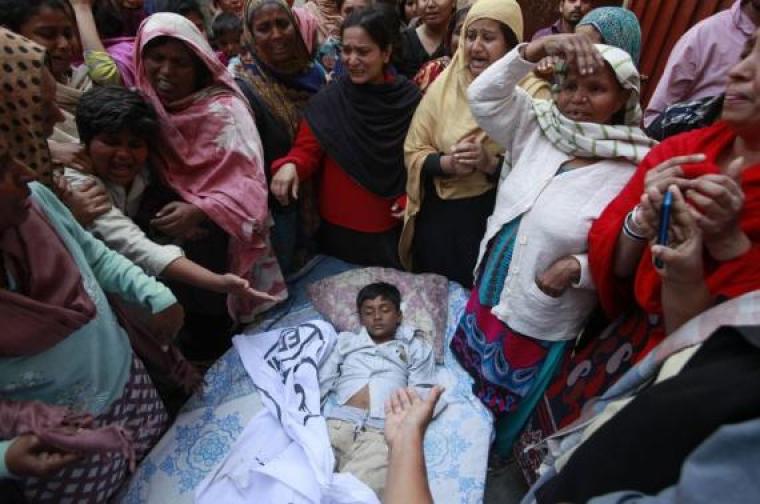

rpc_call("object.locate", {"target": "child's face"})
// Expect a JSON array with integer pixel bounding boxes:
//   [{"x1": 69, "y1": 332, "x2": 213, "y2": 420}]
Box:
[
  {"x1": 217, "y1": 30, "x2": 242, "y2": 59},
  {"x1": 87, "y1": 131, "x2": 149, "y2": 188},
  {"x1": 216, "y1": 0, "x2": 244, "y2": 15},
  {"x1": 320, "y1": 53, "x2": 336, "y2": 71},
  {"x1": 359, "y1": 296, "x2": 402, "y2": 342}
]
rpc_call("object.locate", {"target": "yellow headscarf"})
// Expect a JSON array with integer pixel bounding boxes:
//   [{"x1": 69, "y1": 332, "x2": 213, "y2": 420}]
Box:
[{"x1": 400, "y1": 0, "x2": 523, "y2": 270}]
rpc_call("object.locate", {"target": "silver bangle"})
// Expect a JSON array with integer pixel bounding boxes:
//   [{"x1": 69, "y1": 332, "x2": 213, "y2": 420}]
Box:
[{"x1": 623, "y1": 211, "x2": 647, "y2": 241}]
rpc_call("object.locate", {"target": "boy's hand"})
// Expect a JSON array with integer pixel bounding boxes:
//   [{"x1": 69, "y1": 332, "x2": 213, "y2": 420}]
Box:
[
  {"x1": 384, "y1": 386, "x2": 444, "y2": 450},
  {"x1": 5, "y1": 434, "x2": 80, "y2": 479}
]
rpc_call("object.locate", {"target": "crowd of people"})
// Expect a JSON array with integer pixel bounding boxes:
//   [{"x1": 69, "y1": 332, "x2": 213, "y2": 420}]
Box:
[{"x1": 0, "y1": 0, "x2": 759, "y2": 502}]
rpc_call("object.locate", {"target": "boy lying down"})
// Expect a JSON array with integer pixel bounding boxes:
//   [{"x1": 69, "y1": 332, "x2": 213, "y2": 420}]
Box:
[{"x1": 318, "y1": 282, "x2": 443, "y2": 499}]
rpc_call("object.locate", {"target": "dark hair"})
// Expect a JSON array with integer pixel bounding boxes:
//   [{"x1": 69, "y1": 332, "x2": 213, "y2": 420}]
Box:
[
  {"x1": 356, "y1": 282, "x2": 402, "y2": 312},
  {"x1": 396, "y1": 0, "x2": 412, "y2": 24},
  {"x1": 212, "y1": 12, "x2": 242, "y2": 37},
  {"x1": 90, "y1": 0, "x2": 126, "y2": 39},
  {"x1": 445, "y1": 6, "x2": 469, "y2": 50},
  {"x1": 153, "y1": 0, "x2": 203, "y2": 18},
  {"x1": 341, "y1": 4, "x2": 396, "y2": 50},
  {"x1": 498, "y1": 24, "x2": 519, "y2": 50},
  {"x1": 76, "y1": 86, "x2": 160, "y2": 146},
  {"x1": 0, "y1": 0, "x2": 73, "y2": 32}
]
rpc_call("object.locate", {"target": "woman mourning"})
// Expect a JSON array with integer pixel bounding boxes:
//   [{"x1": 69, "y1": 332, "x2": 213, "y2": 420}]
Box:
[
  {"x1": 452, "y1": 31, "x2": 656, "y2": 454},
  {"x1": 235, "y1": 0, "x2": 327, "y2": 274},
  {"x1": 400, "y1": 0, "x2": 521, "y2": 287},
  {"x1": 270, "y1": 6, "x2": 420, "y2": 267},
  {"x1": 554, "y1": 26, "x2": 760, "y2": 418},
  {"x1": 134, "y1": 13, "x2": 286, "y2": 359},
  {"x1": 0, "y1": 27, "x2": 183, "y2": 502}
]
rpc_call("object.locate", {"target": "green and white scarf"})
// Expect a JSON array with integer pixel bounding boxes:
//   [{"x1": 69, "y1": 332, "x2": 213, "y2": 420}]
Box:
[{"x1": 534, "y1": 44, "x2": 657, "y2": 165}]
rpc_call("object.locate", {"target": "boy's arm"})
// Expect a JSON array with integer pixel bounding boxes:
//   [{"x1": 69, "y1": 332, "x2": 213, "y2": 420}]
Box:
[
  {"x1": 407, "y1": 335, "x2": 446, "y2": 417},
  {"x1": 407, "y1": 335, "x2": 436, "y2": 388}
]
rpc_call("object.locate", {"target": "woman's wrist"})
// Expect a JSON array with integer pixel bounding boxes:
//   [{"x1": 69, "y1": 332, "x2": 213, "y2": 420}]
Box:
[
  {"x1": 623, "y1": 206, "x2": 648, "y2": 241},
  {"x1": 388, "y1": 424, "x2": 425, "y2": 454},
  {"x1": 705, "y1": 229, "x2": 751, "y2": 262},
  {"x1": 522, "y1": 41, "x2": 546, "y2": 63}
]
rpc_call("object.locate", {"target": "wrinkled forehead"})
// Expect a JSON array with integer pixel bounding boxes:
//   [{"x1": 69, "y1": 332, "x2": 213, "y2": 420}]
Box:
[{"x1": 562, "y1": 60, "x2": 620, "y2": 86}]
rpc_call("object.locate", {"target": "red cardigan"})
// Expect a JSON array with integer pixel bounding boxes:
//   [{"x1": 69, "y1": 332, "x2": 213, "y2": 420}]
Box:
[
  {"x1": 271, "y1": 121, "x2": 402, "y2": 233},
  {"x1": 589, "y1": 121, "x2": 760, "y2": 324}
]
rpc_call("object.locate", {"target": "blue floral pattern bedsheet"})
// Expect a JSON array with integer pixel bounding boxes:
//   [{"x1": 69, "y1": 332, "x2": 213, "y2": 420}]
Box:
[{"x1": 119, "y1": 259, "x2": 492, "y2": 503}]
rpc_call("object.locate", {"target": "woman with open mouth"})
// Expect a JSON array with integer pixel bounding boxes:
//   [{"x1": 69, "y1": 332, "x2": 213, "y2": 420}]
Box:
[
  {"x1": 452, "y1": 26, "x2": 656, "y2": 457},
  {"x1": 134, "y1": 13, "x2": 287, "y2": 360},
  {"x1": 400, "y1": 0, "x2": 521, "y2": 288},
  {"x1": 270, "y1": 6, "x2": 420, "y2": 268}
]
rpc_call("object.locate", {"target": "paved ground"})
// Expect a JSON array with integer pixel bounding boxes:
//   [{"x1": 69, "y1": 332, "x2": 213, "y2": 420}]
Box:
[{"x1": 484, "y1": 459, "x2": 530, "y2": 504}]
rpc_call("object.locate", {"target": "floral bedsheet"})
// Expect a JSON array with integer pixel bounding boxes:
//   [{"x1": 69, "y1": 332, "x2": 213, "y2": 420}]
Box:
[{"x1": 119, "y1": 257, "x2": 493, "y2": 503}]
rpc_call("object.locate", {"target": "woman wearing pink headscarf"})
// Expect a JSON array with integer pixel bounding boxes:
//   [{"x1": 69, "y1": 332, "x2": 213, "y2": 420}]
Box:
[{"x1": 134, "y1": 13, "x2": 287, "y2": 358}]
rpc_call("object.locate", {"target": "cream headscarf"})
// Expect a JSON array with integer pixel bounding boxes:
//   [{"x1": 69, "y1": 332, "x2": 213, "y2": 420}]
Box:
[
  {"x1": 534, "y1": 44, "x2": 656, "y2": 165},
  {"x1": 400, "y1": 0, "x2": 524, "y2": 270}
]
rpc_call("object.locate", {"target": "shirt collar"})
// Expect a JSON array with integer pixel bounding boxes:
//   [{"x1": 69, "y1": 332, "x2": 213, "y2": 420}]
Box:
[{"x1": 733, "y1": 0, "x2": 758, "y2": 37}]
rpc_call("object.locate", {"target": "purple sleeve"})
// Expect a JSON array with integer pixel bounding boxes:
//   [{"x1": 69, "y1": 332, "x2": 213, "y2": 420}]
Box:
[{"x1": 644, "y1": 28, "x2": 701, "y2": 126}]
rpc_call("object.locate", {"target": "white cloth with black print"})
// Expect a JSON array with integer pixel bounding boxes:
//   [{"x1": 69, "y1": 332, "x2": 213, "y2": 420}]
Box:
[{"x1": 195, "y1": 320, "x2": 379, "y2": 504}]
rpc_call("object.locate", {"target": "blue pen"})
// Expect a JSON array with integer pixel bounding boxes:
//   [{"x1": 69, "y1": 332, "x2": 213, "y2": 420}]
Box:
[{"x1": 655, "y1": 190, "x2": 674, "y2": 268}]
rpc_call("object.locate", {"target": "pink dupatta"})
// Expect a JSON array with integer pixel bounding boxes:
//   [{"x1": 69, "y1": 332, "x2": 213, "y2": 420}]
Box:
[
  {"x1": 292, "y1": 7, "x2": 319, "y2": 55},
  {"x1": 134, "y1": 14, "x2": 286, "y2": 321},
  {"x1": 104, "y1": 36, "x2": 137, "y2": 87}
]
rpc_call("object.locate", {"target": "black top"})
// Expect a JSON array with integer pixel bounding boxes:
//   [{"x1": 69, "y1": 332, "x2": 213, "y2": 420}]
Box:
[
  {"x1": 398, "y1": 26, "x2": 448, "y2": 78},
  {"x1": 304, "y1": 74, "x2": 421, "y2": 198},
  {"x1": 536, "y1": 325, "x2": 760, "y2": 503},
  {"x1": 236, "y1": 77, "x2": 293, "y2": 182}
]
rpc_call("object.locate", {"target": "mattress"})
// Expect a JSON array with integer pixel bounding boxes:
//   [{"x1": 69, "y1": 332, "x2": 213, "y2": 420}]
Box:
[{"x1": 119, "y1": 256, "x2": 493, "y2": 503}]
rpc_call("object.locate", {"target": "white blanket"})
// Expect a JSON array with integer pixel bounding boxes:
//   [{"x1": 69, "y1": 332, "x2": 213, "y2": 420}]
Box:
[{"x1": 195, "y1": 321, "x2": 380, "y2": 504}]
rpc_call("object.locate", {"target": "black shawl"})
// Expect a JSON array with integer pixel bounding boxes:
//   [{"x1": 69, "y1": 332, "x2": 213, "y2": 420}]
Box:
[{"x1": 304, "y1": 74, "x2": 421, "y2": 198}]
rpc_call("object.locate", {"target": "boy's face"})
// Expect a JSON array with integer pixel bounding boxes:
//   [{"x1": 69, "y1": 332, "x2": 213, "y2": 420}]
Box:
[
  {"x1": 360, "y1": 296, "x2": 402, "y2": 342},
  {"x1": 217, "y1": 30, "x2": 242, "y2": 58},
  {"x1": 87, "y1": 131, "x2": 149, "y2": 188}
]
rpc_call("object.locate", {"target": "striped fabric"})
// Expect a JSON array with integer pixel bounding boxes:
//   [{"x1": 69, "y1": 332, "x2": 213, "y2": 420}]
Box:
[{"x1": 534, "y1": 44, "x2": 657, "y2": 165}]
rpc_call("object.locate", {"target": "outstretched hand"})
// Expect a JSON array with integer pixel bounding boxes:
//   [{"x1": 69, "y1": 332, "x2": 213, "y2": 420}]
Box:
[
  {"x1": 219, "y1": 273, "x2": 280, "y2": 303},
  {"x1": 384, "y1": 386, "x2": 444, "y2": 450}
]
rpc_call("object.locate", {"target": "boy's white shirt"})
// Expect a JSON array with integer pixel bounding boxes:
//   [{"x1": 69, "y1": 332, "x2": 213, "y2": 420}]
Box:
[
  {"x1": 63, "y1": 167, "x2": 184, "y2": 276},
  {"x1": 318, "y1": 324, "x2": 442, "y2": 420}
]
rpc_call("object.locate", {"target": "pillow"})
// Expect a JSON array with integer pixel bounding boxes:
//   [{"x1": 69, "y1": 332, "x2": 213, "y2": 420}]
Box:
[{"x1": 306, "y1": 268, "x2": 449, "y2": 363}]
